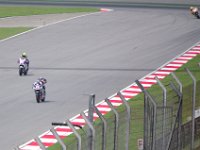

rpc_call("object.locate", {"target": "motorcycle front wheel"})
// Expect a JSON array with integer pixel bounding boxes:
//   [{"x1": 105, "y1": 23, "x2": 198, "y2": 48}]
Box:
[
  {"x1": 41, "y1": 98, "x2": 45, "y2": 102},
  {"x1": 19, "y1": 68, "x2": 23, "y2": 76},
  {"x1": 35, "y1": 92, "x2": 40, "y2": 103},
  {"x1": 24, "y1": 70, "x2": 28, "y2": 75}
]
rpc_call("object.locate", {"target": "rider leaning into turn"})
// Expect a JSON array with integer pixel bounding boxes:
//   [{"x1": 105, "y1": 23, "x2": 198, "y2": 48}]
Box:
[{"x1": 17, "y1": 52, "x2": 30, "y2": 70}]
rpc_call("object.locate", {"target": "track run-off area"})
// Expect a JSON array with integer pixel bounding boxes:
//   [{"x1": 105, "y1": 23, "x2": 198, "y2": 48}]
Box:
[{"x1": 1, "y1": 5, "x2": 200, "y2": 150}]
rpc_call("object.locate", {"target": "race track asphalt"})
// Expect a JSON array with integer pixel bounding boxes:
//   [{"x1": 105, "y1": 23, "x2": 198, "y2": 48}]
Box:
[{"x1": 0, "y1": 7, "x2": 200, "y2": 149}]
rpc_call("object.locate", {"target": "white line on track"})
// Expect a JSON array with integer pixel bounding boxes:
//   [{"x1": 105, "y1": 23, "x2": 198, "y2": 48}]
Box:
[{"x1": 0, "y1": 11, "x2": 102, "y2": 43}]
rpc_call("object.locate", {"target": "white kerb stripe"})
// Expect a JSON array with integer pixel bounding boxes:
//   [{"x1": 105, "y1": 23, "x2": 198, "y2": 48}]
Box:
[
  {"x1": 188, "y1": 50, "x2": 200, "y2": 53},
  {"x1": 166, "y1": 64, "x2": 182, "y2": 67},
  {"x1": 96, "y1": 107, "x2": 111, "y2": 111},
  {"x1": 110, "y1": 102, "x2": 123, "y2": 106},
  {"x1": 178, "y1": 56, "x2": 193, "y2": 60},
  {"x1": 160, "y1": 67, "x2": 177, "y2": 71},
  {"x1": 155, "y1": 71, "x2": 171, "y2": 75},
  {"x1": 147, "y1": 75, "x2": 165, "y2": 79},
  {"x1": 109, "y1": 97, "x2": 122, "y2": 100},
  {"x1": 40, "y1": 138, "x2": 57, "y2": 143},
  {"x1": 141, "y1": 84, "x2": 153, "y2": 87},
  {"x1": 125, "y1": 87, "x2": 142, "y2": 92},
  {"x1": 192, "y1": 47, "x2": 200, "y2": 50},
  {"x1": 183, "y1": 53, "x2": 197, "y2": 57},
  {"x1": 172, "y1": 60, "x2": 188, "y2": 63},
  {"x1": 71, "y1": 118, "x2": 85, "y2": 123},
  {"x1": 121, "y1": 92, "x2": 138, "y2": 97},
  {"x1": 56, "y1": 131, "x2": 73, "y2": 136},
  {"x1": 55, "y1": 126, "x2": 71, "y2": 129},
  {"x1": 140, "y1": 79, "x2": 157, "y2": 83}
]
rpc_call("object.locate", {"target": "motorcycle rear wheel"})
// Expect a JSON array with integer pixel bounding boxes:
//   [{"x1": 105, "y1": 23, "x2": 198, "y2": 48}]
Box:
[{"x1": 41, "y1": 90, "x2": 46, "y2": 102}]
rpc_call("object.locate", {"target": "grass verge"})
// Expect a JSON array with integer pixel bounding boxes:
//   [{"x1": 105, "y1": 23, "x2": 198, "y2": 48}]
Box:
[
  {"x1": 0, "y1": 27, "x2": 32, "y2": 40},
  {"x1": 0, "y1": 6, "x2": 99, "y2": 18},
  {"x1": 0, "y1": 6, "x2": 99, "y2": 40}
]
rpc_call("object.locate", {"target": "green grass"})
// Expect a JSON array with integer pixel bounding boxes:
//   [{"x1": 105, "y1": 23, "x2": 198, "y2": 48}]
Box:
[
  {"x1": 0, "y1": 6, "x2": 99, "y2": 18},
  {"x1": 0, "y1": 27, "x2": 32, "y2": 40},
  {"x1": 128, "y1": 54, "x2": 200, "y2": 149},
  {"x1": 47, "y1": 54, "x2": 200, "y2": 150},
  {"x1": 0, "y1": 6, "x2": 99, "y2": 40}
]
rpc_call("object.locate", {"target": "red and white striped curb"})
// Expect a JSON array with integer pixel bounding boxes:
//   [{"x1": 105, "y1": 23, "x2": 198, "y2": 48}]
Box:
[
  {"x1": 19, "y1": 45, "x2": 200, "y2": 149},
  {"x1": 100, "y1": 8, "x2": 113, "y2": 12},
  {"x1": 19, "y1": 43, "x2": 200, "y2": 150}
]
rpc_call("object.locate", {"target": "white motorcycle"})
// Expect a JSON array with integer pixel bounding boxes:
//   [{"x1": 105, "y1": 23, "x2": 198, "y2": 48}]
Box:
[
  {"x1": 19, "y1": 59, "x2": 28, "y2": 76},
  {"x1": 32, "y1": 82, "x2": 46, "y2": 103}
]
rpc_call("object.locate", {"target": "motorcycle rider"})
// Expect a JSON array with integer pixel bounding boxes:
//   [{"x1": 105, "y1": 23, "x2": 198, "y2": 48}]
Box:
[
  {"x1": 33, "y1": 77, "x2": 47, "y2": 90},
  {"x1": 32, "y1": 77, "x2": 47, "y2": 100},
  {"x1": 17, "y1": 52, "x2": 30, "y2": 71},
  {"x1": 38, "y1": 77, "x2": 47, "y2": 90},
  {"x1": 190, "y1": 6, "x2": 199, "y2": 16}
]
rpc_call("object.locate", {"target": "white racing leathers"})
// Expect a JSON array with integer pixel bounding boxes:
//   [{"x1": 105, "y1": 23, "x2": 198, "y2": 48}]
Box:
[
  {"x1": 18, "y1": 58, "x2": 29, "y2": 76},
  {"x1": 191, "y1": 7, "x2": 200, "y2": 19}
]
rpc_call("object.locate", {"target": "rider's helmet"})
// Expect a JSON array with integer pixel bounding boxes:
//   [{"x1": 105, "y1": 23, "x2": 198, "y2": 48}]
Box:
[
  {"x1": 190, "y1": 6, "x2": 194, "y2": 10},
  {"x1": 38, "y1": 77, "x2": 47, "y2": 84},
  {"x1": 22, "y1": 52, "x2": 27, "y2": 58}
]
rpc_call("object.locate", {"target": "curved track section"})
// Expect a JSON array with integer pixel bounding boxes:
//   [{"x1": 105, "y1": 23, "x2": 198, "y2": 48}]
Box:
[
  {"x1": 20, "y1": 33, "x2": 200, "y2": 150},
  {"x1": 0, "y1": 7, "x2": 200, "y2": 149},
  {"x1": 0, "y1": 0, "x2": 199, "y2": 8}
]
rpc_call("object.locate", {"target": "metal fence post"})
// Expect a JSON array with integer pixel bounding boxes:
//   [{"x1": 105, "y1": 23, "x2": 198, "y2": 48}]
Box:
[
  {"x1": 155, "y1": 76, "x2": 167, "y2": 150},
  {"x1": 167, "y1": 81, "x2": 183, "y2": 150},
  {"x1": 117, "y1": 91, "x2": 131, "y2": 150},
  {"x1": 88, "y1": 94, "x2": 95, "y2": 123},
  {"x1": 185, "y1": 68, "x2": 196, "y2": 150},
  {"x1": 50, "y1": 128, "x2": 66, "y2": 150},
  {"x1": 105, "y1": 98, "x2": 119, "y2": 150},
  {"x1": 35, "y1": 137, "x2": 47, "y2": 150},
  {"x1": 65, "y1": 119, "x2": 82, "y2": 150},
  {"x1": 144, "y1": 87, "x2": 148, "y2": 150},
  {"x1": 171, "y1": 72, "x2": 182, "y2": 93},
  {"x1": 94, "y1": 106, "x2": 107, "y2": 150},
  {"x1": 136, "y1": 80, "x2": 157, "y2": 150},
  {"x1": 171, "y1": 72, "x2": 183, "y2": 150},
  {"x1": 81, "y1": 112, "x2": 95, "y2": 150},
  {"x1": 88, "y1": 94, "x2": 95, "y2": 150}
]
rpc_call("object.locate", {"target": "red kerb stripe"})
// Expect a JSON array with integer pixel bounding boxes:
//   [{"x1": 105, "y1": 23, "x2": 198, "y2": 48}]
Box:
[{"x1": 56, "y1": 128, "x2": 72, "y2": 132}]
